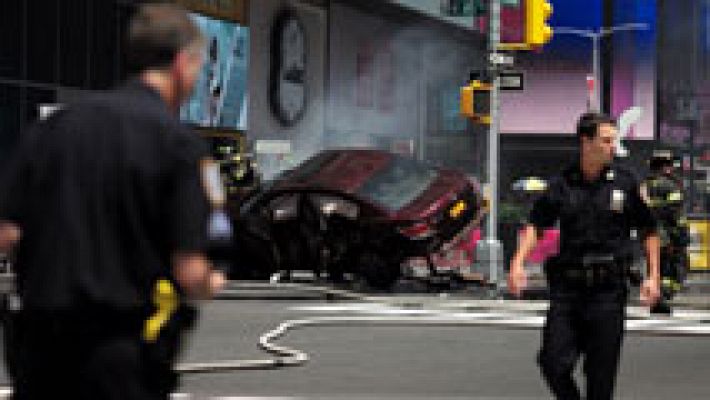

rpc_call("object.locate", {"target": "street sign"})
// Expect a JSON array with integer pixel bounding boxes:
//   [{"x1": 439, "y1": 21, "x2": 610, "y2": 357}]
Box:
[
  {"x1": 489, "y1": 53, "x2": 515, "y2": 65},
  {"x1": 255, "y1": 140, "x2": 292, "y2": 155},
  {"x1": 38, "y1": 103, "x2": 63, "y2": 120},
  {"x1": 499, "y1": 71, "x2": 524, "y2": 90}
]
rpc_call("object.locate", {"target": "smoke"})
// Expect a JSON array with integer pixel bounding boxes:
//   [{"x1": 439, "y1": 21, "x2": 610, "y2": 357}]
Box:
[
  {"x1": 254, "y1": 2, "x2": 486, "y2": 180},
  {"x1": 321, "y1": 3, "x2": 485, "y2": 161}
]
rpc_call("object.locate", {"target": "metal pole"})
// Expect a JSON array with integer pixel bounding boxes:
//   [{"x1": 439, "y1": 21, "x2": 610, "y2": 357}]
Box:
[
  {"x1": 556, "y1": 25, "x2": 648, "y2": 114},
  {"x1": 592, "y1": 34, "x2": 601, "y2": 112},
  {"x1": 486, "y1": 0, "x2": 503, "y2": 289}
]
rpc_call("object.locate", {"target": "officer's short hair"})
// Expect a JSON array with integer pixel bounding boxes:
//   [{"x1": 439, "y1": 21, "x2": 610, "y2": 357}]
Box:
[
  {"x1": 576, "y1": 112, "x2": 616, "y2": 141},
  {"x1": 126, "y1": 3, "x2": 204, "y2": 73}
]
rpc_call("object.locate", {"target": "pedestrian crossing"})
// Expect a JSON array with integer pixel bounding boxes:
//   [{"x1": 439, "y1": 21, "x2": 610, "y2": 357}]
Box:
[
  {"x1": 289, "y1": 302, "x2": 710, "y2": 336},
  {"x1": 0, "y1": 390, "x2": 541, "y2": 400}
]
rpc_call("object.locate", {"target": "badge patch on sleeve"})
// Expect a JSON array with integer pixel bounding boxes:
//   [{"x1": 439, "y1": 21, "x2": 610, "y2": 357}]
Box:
[
  {"x1": 200, "y1": 158, "x2": 226, "y2": 207},
  {"x1": 611, "y1": 189, "x2": 625, "y2": 212},
  {"x1": 639, "y1": 183, "x2": 651, "y2": 206}
]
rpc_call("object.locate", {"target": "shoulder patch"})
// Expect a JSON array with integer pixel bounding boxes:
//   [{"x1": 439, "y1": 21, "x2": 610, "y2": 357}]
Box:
[
  {"x1": 639, "y1": 183, "x2": 651, "y2": 206},
  {"x1": 200, "y1": 158, "x2": 226, "y2": 207},
  {"x1": 667, "y1": 191, "x2": 683, "y2": 203}
]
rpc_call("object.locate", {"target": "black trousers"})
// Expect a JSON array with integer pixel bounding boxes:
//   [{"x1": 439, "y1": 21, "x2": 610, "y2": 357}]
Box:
[
  {"x1": 537, "y1": 285, "x2": 627, "y2": 400},
  {"x1": 5, "y1": 310, "x2": 176, "y2": 400}
]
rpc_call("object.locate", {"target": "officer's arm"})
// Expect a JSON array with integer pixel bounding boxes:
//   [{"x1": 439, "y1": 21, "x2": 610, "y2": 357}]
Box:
[
  {"x1": 0, "y1": 124, "x2": 38, "y2": 246},
  {"x1": 513, "y1": 177, "x2": 559, "y2": 269},
  {"x1": 166, "y1": 130, "x2": 226, "y2": 300},
  {"x1": 172, "y1": 251, "x2": 225, "y2": 300},
  {"x1": 0, "y1": 222, "x2": 21, "y2": 253},
  {"x1": 511, "y1": 224, "x2": 538, "y2": 270},
  {"x1": 508, "y1": 224, "x2": 538, "y2": 297},
  {"x1": 643, "y1": 232, "x2": 661, "y2": 284},
  {"x1": 633, "y1": 176, "x2": 662, "y2": 305},
  {"x1": 638, "y1": 232, "x2": 661, "y2": 307}
]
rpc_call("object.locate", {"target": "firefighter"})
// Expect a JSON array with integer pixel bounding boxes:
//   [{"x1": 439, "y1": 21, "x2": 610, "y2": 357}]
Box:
[{"x1": 644, "y1": 150, "x2": 689, "y2": 314}]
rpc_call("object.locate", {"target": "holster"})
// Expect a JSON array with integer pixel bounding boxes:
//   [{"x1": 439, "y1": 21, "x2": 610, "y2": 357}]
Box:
[{"x1": 141, "y1": 302, "x2": 197, "y2": 393}]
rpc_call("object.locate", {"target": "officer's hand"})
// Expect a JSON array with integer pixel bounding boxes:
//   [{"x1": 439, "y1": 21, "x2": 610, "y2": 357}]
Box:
[
  {"x1": 507, "y1": 260, "x2": 528, "y2": 298},
  {"x1": 209, "y1": 270, "x2": 227, "y2": 296},
  {"x1": 0, "y1": 222, "x2": 21, "y2": 253},
  {"x1": 640, "y1": 277, "x2": 661, "y2": 307}
]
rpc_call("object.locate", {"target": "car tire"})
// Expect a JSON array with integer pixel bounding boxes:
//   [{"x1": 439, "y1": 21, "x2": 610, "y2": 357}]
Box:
[
  {"x1": 358, "y1": 252, "x2": 400, "y2": 290},
  {"x1": 230, "y1": 235, "x2": 279, "y2": 280}
]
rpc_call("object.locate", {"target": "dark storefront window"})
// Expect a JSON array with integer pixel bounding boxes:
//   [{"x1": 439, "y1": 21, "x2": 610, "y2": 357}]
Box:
[
  {"x1": 0, "y1": 0, "x2": 130, "y2": 164},
  {"x1": 658, "y1": 0, "x2": 710, "y2": 214},
  {"x1": 0, "y1": 85, "x2": 22, "y2": 166}
]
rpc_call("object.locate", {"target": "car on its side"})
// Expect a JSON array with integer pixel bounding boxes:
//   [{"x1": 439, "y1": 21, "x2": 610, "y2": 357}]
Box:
[{"x1": 230, "y1": 148, "x2": 484, "y2": 289}]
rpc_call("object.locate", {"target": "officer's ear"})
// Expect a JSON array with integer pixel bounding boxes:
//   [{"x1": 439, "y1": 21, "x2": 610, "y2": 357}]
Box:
[
  {"x1": 173, "y1": 45, "x2": 204, "y2": 98},
  {"x1": 173, "y1": 47, "x2": 197, "y2": 79}
]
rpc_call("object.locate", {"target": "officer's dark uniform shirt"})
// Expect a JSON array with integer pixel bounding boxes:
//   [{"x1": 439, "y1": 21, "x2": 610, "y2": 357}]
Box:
[
  {"x1": 529, "y1": 163, "x2": 656, "y2": 260},
  {"x1": 0, "y1": 80, "x2": 210, "y2": 313}
]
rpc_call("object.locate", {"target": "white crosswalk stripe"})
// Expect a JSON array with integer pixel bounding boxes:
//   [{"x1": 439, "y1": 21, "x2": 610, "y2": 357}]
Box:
[{"x1": 289, "y1": 303, "x2": 710, "y2": 335}]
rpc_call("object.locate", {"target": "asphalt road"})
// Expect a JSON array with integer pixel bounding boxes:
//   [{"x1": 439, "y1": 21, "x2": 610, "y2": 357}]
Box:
[
  {"x1": 0, "y1": 285, "x2": 709, "y2": 399},
  {"x1": 175, "y1": 297, "x2": 710, "y2": 399}
]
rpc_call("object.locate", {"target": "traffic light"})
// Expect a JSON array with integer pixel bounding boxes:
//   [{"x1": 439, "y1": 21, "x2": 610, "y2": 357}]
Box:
[
  {"x1": 497, "y1": 0, "x2": 553, "y2": 51},
  {"x1": 441, "y1": 0, "x2": 487, "y2": 17},
  {"x1": 460, "y1": 80, "x2": 492, "y2": 124},
  {"x1": 525, "y1": 0, "x2": 553, "y2": 47}
]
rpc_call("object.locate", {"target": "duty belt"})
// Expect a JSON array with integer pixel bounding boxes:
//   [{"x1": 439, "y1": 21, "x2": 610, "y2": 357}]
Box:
[{"x1": 546, "y1": 253, "x2": 629, "y2": 288}]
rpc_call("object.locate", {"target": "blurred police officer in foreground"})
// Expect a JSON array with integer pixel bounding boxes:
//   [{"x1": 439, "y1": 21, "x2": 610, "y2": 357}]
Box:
[
  {"x1": 0, "y1": 3, "x2": 225, "y2": 399},
  {"x1": 508, "y1": 112, "x2": 661, "y2": 400},
  {"x1": 643, "y1": 150, "x2": 689, "y2": 315}
]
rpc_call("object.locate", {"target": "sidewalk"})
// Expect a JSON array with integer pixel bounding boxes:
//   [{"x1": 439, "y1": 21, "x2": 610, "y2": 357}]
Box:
[
  {"x1": 669, "y1": 271, "x2": 710, "y2": 308},
  {"x1": 508, "y1": 271, "x2": 710, "y2": 309}
]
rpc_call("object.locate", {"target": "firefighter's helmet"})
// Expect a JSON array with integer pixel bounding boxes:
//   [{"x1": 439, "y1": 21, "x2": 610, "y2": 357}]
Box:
[{"x1": 649, "y1": 150, "x2": 678, "y2": 172}]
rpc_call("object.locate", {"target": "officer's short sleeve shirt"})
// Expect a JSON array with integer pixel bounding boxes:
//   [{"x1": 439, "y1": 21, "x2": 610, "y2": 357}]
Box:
[
  {"x1": 528, "y1": 163, "x2": 657, "y2": 256},
  {"x1": 0, "y1": 80, "x2": 212, "y2": 311}
]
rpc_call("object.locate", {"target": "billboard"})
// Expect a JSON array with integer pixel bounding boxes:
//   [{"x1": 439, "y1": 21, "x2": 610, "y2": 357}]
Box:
[
  {"x1": 180, "y1": 13, "x2": 249, "y2": 131},
  {"x1": 499, "y1": 0, "x2": 656, "y2": 138}
]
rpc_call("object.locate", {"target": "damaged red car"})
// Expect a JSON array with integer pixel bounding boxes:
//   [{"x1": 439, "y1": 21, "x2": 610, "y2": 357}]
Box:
[{"x1": 230, "y1": 148, "x2": 485, "y2": 289}]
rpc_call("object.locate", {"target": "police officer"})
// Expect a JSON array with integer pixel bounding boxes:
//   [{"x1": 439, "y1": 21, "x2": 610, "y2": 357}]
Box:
[
  {"x1": 0, "y1": 4, "x2": 225, "y2": 399},
  {"x1": 508, "y1": 112, "x2": 661, "y2": 400},
  {"x1": 644, "y1": 150, "x2": 689, "y2": 314}
]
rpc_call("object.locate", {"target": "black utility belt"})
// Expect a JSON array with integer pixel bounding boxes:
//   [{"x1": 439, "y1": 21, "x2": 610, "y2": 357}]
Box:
[{"x1": 546, "y1": 253, "x2": 629, "y2": 287}]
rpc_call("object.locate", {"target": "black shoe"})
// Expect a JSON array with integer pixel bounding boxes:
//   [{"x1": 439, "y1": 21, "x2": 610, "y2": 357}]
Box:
[{"x1": 650, "y1": 302, "x2": 672, "y2": 315}]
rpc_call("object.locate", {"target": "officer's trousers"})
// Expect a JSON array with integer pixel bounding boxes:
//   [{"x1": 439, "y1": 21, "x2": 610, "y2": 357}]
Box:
[
  {"x1": 5, "y1": 310, "x2": 175, "y2": 400},
  {"x1": 537, "y1": 285, "x2": 627, "y2": 400}
]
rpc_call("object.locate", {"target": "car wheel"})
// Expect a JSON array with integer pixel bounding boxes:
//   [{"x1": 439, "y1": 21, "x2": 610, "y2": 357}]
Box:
[
  {"x1": 230, "y1": 235, "x2": 279, "y2": 280},
  {"x1": 327, "y1": 255, "x2": 351, "y2": 283},
  {"x1": 358, "y1": 252, "x2": 400, "y2": 290}
]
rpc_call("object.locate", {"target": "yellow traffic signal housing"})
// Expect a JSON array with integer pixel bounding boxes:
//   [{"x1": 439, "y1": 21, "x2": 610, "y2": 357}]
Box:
[
  {"x1": 497, "y1": 0, "x2": 553, "y2": 51},
  {"x1": 460, "y1": 80, "x2": 492, "y2": 124},
  {"x1": 526, "y1": 0, "x2": 553, "y2": 47}
]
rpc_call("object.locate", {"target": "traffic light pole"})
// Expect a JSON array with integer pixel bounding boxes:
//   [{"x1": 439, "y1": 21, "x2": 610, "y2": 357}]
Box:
[
  {"x1": 479, "y1": 0, "x2": 504, "y2": 291},
  {"x1": 555, "y1": 23, "x2": 649, "y2": 112}
]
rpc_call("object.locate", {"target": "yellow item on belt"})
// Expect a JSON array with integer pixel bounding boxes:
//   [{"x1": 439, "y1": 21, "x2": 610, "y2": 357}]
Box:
[
  {"x1": 143, "y1": 279, "x2": 179, "y2": 343},
  {"x1": 667, "y1": 191, "x2": 683, "y2": 203},
  {"x1": 661, "y1": 277, "x2": 682, "y2": 292}
]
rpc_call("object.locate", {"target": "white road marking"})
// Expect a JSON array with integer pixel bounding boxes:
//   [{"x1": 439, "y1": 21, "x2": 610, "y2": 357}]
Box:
[
  {"x1": 0, "y1": 390, "x2": 307, "y2": 400},
  {"x1": 289, "y1": 303, "x2": 710, "y2": 335}
]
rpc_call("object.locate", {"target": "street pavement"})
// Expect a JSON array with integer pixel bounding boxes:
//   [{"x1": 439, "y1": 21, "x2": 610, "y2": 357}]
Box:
[
  {"x1": 175, "y1": 278, "x2": 710, "y2": 399},
  {"x1": 1, "y1": 280, "x2": 709, "y2": 399},
  {"x1": 174, "y1": 294, "x2": 710, "y2": 399}
]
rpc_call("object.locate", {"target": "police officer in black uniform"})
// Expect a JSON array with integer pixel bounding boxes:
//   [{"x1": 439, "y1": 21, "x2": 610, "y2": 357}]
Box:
[
  {"x1": 0, "y1": 4, "x2": 225, "y2": 399},
  {"x1": 644, "y1": 151, "x2": 689, "y2": 314},
  {"x1": 509, "y1": 112, "x2": 661, "y2": 400}
]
